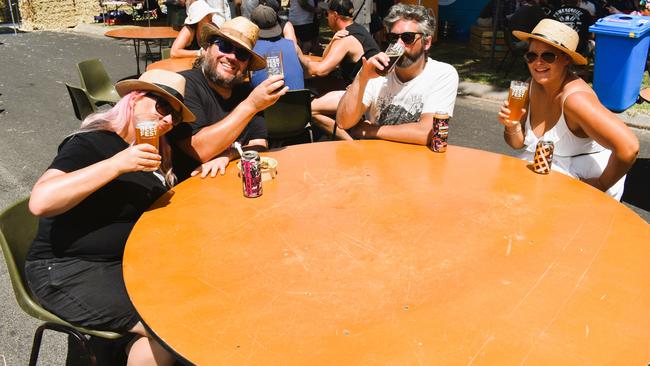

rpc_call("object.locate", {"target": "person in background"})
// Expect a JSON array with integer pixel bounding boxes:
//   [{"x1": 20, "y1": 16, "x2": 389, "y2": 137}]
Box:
[
  {"x1": 166, "y1": 0, "x2": 188, "y2": 31},
  {"x1": 298, "y1": 0, "x2": 380, "y2": 139},
  {"x1": 242, "y1": 0, "x2": 298, "y2": 43},
  {"x1": 498, "y1": 19, "x2": 638, "y2": 200},
  {"x1": 250, "y1": 5, "x2": 305, "y2": 89},
  {"x1": 25, "y1": 70, "x2": 195, "y2": 366},
  {"x1": 167, "y1": 17, "x2": 288, "y2": 179},
  {"x1": 171, "y1": 0, "x2": 219, "y2": 58},
  {"x1": 552, "y1": 0, "x2": 594, "y2": 56},
  {"x1": 290, "y1": 0, "x2": 320, "y2": 54},
  {"x1": 336, "y1": 3, "x2": 458, "y2": 145}
]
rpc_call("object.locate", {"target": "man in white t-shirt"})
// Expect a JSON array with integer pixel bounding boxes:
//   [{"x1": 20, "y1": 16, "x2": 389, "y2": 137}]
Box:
[{"x1": 336, "y1": 3, "x2": 458, "y2": 145}]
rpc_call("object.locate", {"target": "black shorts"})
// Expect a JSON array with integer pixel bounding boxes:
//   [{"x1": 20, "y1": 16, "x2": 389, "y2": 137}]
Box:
[
  {"x1": 294, "y1": 23, "x2": 317, "y2": 42},
  {"x1": 25, "y1": 257, "x2": 140, "y2": 332}
]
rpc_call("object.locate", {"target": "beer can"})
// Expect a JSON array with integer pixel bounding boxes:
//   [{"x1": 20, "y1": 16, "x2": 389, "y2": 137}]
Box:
[
  {"x1": 241, "y1": 151, "x2": 263, "y2": 198},
  {"x1": 429, "y1": 112, "x2": 449, "y2": 153},
  {"x1": 533, "y1": 140, "x2": 554, "y2": 174}
]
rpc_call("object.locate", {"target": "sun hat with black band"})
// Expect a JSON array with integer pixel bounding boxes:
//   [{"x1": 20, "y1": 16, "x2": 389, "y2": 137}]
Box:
[
  {"x1": 512, "y1": 18, "x2": 587, "y2": 66},
  {"x1": 200, "y1": 17, "x2": 267, "y2": 71},
  {"x1": 115, "y1": 69, "x2": 196, "y2": 123},
  {"x1": 328, "y1": 0, "x2": 355, "y2": 18}
]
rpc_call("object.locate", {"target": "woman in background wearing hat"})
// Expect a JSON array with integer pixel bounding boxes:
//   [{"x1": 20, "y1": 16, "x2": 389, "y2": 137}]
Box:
[
  {"x1": 25, "y1": 70, "x2": 195, "y2": 365},
  {"x1": 171, "y1": 0, "x2": 224, "y2": 58},
  {"x1": 498, "y1": 19, "x2": 639, "y2": 200}
]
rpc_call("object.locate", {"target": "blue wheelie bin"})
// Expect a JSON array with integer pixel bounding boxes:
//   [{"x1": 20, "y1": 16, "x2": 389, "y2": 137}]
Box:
[{"x1": 589, "y1": 14, "x2": 650, "y2": 112}]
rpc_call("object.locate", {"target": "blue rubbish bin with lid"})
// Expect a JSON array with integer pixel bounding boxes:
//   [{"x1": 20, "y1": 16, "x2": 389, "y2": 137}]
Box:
[{"x1": 589, "y1": 14, "x2": 650, "y2": 112}]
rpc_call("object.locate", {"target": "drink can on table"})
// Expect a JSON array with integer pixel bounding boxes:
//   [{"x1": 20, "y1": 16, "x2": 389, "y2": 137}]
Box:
[
  {"x1": 428, "y1": 112, "x2": 449, "y2": 153},
  {"x1": 533, "y1": 140, "x2": 554, "y2": 174},
  {"x1": 241, "y1": 151, "x2": 263, "y2": 198}
]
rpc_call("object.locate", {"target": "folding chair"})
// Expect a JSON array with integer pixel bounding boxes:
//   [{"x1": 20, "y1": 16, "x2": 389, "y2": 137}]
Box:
[
  {"x1": 0, "y1": 198, "x2": 124, "y2": 366},
  {"x1": 264, "y1": 89, "x2": 314, "y2": 148}
]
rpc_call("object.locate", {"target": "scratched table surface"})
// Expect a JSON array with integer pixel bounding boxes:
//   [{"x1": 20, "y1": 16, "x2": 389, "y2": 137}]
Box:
[{"x1": 123, "y1": 140, "x2": 650, "y2": 365}]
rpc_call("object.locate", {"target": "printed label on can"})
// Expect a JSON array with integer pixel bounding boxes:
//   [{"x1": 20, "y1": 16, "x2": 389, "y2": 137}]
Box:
[
  {"x1": 241, "y1": 151, "x2": 263, "y2": 198},
  {"x1": 533, "y1": 140, "x2": 554, "y2": 174},
  {"x1": 429, "y1": 113, "x2": 449, "y2": 153}
]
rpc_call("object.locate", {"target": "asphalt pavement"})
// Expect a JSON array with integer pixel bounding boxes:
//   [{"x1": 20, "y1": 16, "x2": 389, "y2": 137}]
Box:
[{"x1": 0, "y1": 26, "x2": 648, "y2": 365}]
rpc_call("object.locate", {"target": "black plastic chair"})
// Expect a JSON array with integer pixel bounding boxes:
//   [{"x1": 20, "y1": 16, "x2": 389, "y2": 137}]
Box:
[
  {"x1": 264, "y1": 89, "x2": 314, "y2": 148},
  {"x1": 65, "y1": 83, "x2": 97, "y2": 120},
  {"x1": 0, "y1": 198, "x2": 124, "y2": 366}
]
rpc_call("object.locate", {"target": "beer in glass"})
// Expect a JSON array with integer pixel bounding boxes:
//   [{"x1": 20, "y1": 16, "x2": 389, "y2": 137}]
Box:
[
  {"x1": 377, "y1": 43, "x2": 405, "y2": 76},
  {"x1": 265, "y1": 50, "x2": 283, "y2": 77},
  {"x1": 508, "y1": 80, "x2": 529, "y2": 123},
  {"x1": 135, "y1": 113, "x2": 159, "y2": 151}
]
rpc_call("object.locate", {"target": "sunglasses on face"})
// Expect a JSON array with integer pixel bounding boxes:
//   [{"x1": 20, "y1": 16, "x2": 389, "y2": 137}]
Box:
[
  {"x1": 524, "y1": 51, "x2": 559, "y2": 64},
  {"x1": 147, "y1": 94, "x2": 181, "y2": 125},
  {"x1": 386, "y1": 32, "x2": 424, "y2": 45},
  {"x1": 211, "y1": 37, "x2": 252, "y2": 62}
]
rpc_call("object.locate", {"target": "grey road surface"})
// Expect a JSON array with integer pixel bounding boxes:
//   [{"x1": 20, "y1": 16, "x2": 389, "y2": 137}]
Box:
[{"x1": 0, "y1": 30, "x2": 648, "y2": 365}]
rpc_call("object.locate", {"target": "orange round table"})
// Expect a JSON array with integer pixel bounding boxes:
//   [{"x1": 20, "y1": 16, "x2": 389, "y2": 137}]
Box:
[
  {"x1": 124, "y1": 141, "x2": 650, "y2": 365},
  {"x1": 146, "y1": 57, "x2": 196, "y2": 73},
  {"x1": 105, "y1": 26, "x2": 179, "y2": 75}
]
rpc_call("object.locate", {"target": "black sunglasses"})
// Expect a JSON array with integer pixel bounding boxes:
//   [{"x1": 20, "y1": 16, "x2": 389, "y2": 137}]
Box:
[
  {"x1": 211, "y1": 37, "x2": 252, "y2": 62},
  {"x1": 387, "y1": 32, "x2": 424, "y2": 45},
  {"x1": 147, "y1": 94, "x2": 181, "y2": 125},
  {"x1": 524, "y1": 51, "x2": 559, "y2": 64}
]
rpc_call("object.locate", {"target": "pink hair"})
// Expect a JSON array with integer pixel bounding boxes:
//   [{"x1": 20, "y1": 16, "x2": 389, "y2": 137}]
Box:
[{"x1": 77, "y1": 91, "x2": 177, "y2": 186}]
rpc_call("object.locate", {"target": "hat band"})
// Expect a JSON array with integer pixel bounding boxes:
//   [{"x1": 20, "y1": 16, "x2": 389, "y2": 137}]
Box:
[
  {"x1": 153, "y1": 83, "x2": 184, "y2": 103},
  {"x1": 531, "y1": 32, "x2": 571, "y2": 52}
]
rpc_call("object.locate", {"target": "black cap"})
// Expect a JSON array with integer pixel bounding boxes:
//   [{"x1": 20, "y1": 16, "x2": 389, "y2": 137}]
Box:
[
  {"x1": 328, "y1": 0, "x2": 354, "y2": 17},
  {"x1": 251, "y1": 5, "x2": 282, "y2": 38}
]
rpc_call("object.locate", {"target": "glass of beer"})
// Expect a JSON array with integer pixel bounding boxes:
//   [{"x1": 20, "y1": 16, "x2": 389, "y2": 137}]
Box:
[
  {"x1": 134, "y1": 113, "x2": 159, "y2": 151},
  {"x1": 265, "y1": 50, "x2": 283, "y2": 77},
  {"x1": 377, "y1": 42, "x2": 405, "y2": 76},
  {"x1": 508, "y1": 80, "x2": 529, "y2": 123}
]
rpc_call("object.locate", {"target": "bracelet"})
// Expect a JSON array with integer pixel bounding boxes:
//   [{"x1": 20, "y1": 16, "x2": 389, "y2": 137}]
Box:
[{"x1": 504, "y1": 124, "x2": 522, "y2": 135}]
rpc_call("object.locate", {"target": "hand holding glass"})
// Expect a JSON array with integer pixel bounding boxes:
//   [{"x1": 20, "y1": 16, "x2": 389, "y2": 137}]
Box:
[
  {"x1": 265, "y1": 50, "x2": 283, "y2": 77},
  {"x1": 507, "y1": 80, "x2": 529, "y2": 124},
  {"x1": 134, "y1": 113, "x2": 159, "y2": 151}
]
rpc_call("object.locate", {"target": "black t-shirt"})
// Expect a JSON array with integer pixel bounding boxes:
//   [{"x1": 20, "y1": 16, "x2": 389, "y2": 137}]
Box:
[
  {"x1": 27, "y1": 130, "x2": 168, "y2": 261},
  {"x1": 341, "y1": 23, "x2": 380, "y2": 84},
  {"x1": 166, "y1": 68, "x2": 267, "y2": 181}
]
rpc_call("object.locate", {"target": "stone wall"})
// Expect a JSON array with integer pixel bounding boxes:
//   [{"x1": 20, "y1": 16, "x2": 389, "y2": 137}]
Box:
[{"x1": 16, "y1": 0, "x2": 101, "y2": 30}]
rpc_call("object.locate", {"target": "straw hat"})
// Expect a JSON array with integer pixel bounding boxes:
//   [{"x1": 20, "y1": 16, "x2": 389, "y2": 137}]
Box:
[
  {"x1": 200, "y1": 17, "x2": 266, "y2": 70},
  {"x1": 115, "y1": 69, "x2": 196, "y2": 123},
  {"x1": 185, "y1": 0, "x2": 218, "y2": 25},
  {"x1": 512, "y1": 18, "x2": 587, "y2": 65}
]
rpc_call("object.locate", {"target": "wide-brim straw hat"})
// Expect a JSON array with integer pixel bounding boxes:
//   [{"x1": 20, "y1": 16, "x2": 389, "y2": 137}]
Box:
[
  {"x1": 512, "y1": 18, "x2": 587, "y2": 66},
  {"x1": 115, "y1": 69, "x2": 196, "y2": 123},
  {"x1": 185, "y1": 0, "x2": 218, "y2": 25},
  {"x1": 200, "y1": 17, "x2": 266, "y2": 71}
]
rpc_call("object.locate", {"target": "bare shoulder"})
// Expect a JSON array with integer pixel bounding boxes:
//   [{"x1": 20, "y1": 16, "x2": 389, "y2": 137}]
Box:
[{"x1": 562, "y1": 77, "x2": 598, "y2": 108}]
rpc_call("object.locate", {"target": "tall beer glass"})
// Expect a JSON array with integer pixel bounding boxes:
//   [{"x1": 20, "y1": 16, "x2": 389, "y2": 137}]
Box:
[
  {"x1": 135, "y1": 113, "x2": 159, "y2": 151},
  {"x1": 265, "y1": 50, "x2": 283, "y2": 77},
  {"x1": 377, "y1": 43, "x2": 405, "y2": 76},
  {"x1": 508, "y1": 80, "x2": 529, "y2": 123}
]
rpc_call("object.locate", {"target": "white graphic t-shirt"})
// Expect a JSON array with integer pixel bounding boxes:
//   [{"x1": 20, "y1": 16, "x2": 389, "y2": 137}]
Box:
[{"x1": 362, "y1": 58, "x2": 458, "y2": 126}]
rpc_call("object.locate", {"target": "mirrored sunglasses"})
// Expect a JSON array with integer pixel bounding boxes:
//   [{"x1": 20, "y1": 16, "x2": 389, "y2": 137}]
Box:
[
  {"x1": 147, "y1": 94, "x2": 181, "y2": 125},
  {"x1": 386, "y1": 32, "x2": 424, "y2": 45},
  {"x1": 211, "y1": 37, "x2": 252, "y2": 62},
  {"x1": 524, "y1": 51, "x2": 559, "y2": 64}
]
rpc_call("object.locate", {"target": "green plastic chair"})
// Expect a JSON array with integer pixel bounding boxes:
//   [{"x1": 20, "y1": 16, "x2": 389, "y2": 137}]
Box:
[
  {"x1": 65, "y1": 83, "x2": 97, "y2": 120},
  {"x1": 161, "y1": 47, "x2": 171, "y2": 60},
  {"x1": 76, "y1": 59, "x2": 120, "y2": 107},
  {"x1": 0, "y1": 198, "x2": 124, "y2": 366},
  {"x1": 264, "y1": 89, "x2": 314, "y2": 148}
]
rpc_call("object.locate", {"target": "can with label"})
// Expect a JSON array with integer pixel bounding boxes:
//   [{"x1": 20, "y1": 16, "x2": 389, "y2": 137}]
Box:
[
  {"x1": 428, "y1": 112, "x2": 449, "y2": 153},
  {"x1": 533, "y1": 140, "x2": 554, "y2": 174},
  {"x1": 241, "y1": 151, "x2": 263, "y2": 198}
]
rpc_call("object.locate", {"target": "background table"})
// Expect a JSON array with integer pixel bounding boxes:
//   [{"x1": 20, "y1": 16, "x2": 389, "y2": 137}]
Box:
[
  {"x1": 124, "y1": 141, "x2": 650, "y2": 365},
  {"x1": 105, "y1": 26, "x2": 178, "y2": 75},
  {"x1": 146, "y1": 57, "x2": 196, "y2": 73}
]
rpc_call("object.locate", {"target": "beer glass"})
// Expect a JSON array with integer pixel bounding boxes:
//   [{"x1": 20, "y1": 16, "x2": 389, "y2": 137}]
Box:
[
  {"x1": 508, "y1": 80, "x2": 529, "y2": 123},
  {"x1": 265, "y1": 50, "x2": 283, "y2": 77},
  {"x1": 377, "y1": 43, "x2": 405, "y2": 76},
  {"x1": 134, "y1": 113, "x2": 159, "y2": 151}
]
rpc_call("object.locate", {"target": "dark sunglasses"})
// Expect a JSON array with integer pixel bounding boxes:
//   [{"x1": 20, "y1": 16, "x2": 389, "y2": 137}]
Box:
[
  {"x1": 147, "y1": 94, "x2": 181, "y2": 125},
  {"x1": 524, "y1": 51, "x2": 559, "y2": 64},
  {"x1": 387, "y1": 32, "x2": 424, "y2": 45},
  {"x1": 211, "y1": 37, "x2": 252, "y2": 62}
]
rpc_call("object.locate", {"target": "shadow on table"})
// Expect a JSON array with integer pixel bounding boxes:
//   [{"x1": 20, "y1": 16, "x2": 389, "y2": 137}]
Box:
[{"x1": 622, "y1": 158, "x2": 650, "y2": 212}]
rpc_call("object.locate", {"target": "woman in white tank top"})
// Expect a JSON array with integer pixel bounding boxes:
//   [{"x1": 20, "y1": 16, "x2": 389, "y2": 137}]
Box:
[{"x1": 497, "y1": 19, "x2": 639, "y2": 200}]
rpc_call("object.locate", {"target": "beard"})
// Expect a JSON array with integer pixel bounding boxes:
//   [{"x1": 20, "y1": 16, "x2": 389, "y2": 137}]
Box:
[
  {"x1": 202, "y1": 54, "x2": 245, "y2": 88},
  {"x1": 397, "y1": 43, "x2": 426, "y2": 68}
]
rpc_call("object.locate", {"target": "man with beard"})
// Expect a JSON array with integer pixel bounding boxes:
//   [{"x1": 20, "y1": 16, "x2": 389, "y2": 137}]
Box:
[
  {"x1": 166, "y1": 17, "x2": 288, "y2": 180},
  {"x1": 336, "y1": 4, "x2": 458, "y2": 145}
]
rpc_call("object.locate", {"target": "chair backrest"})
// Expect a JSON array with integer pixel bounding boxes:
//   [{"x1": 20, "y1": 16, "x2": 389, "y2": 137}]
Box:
[
  {"x1": 264, "y1": 89, "x2": 312, "y2": 142},
  {"x1": 0, "y1": 198, "x2": 42, "y2": 318},
  {"x1": 65, "y1": 83, "x2": 96, "y2": 120},
  {"x1": 161, "y1": 47, "x2": 171, "y2": 60},
  {"x1": 76, "y1": 59, "x2": 114, "y2": 98}
]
